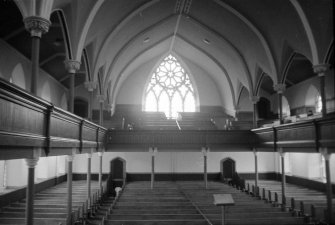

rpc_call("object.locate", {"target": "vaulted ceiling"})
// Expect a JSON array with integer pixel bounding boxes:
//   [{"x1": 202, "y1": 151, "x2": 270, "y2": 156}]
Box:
[{"x1": 0, "y1": 0, "x2": 333, "y2": 113}]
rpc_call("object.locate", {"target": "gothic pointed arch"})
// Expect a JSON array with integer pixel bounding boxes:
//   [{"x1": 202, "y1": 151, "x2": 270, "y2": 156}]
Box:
[{"x1": 144, "y1": 54, "x2": 197, "y2": 118}]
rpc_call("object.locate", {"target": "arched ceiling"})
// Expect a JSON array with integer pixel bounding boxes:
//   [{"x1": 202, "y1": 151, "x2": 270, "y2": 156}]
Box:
[{"x1": 1, "y1": 0, "x2": 333, "y2": 113}]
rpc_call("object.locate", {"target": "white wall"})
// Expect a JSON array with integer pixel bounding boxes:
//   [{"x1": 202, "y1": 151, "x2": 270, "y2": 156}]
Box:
[
  {"x1": 6, "y1": 159, "x2": 27, "y2": 187},
  {"x1": 116, "y1": 57, "x2": 223, "y2": 108},
  {"x1": 0, "y1": 161, "x2": 5, "y2": 188},
  {"x1": 238, "y1": 88, "x2": 253, "y2": 111},
  {"x1": 0, "y1": 40, "x2": 68, "y2": 108},
  {"x1": 275, "y1": 152, "x2": 334, "y2": 184},
  {"x1": 73, "y1": 151, "x2": 276, "y2": 174},
  {"x1": 270, "y1": 71, "x2": 334, "y2": 115}
]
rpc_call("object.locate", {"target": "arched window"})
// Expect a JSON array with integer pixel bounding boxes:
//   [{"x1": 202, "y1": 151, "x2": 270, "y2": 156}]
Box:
[{"x1": 144, "y1": 55, "x2": 195, "y2": 118}]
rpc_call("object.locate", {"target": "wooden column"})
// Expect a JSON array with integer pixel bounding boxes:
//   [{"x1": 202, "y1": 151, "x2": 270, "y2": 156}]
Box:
[
  {"x1": 253, "y1": 148, "x2": 259, "y2": 196},
  {"x1": 85, "y1": 81, "x2": 97, "y2": 121},
  {"x1": 25, "y1": 154, "x2": 39, "y2": 225},
  {"x1": 202, "y1": 147, "x2": 208, "y2": 189},
  {"x1": 274, "y1": 84, "x2": 286, "y2": 125},
  {"x1": 279, "y1": 148, "x2": 286, "y2": 209},
  {"x1": 320, "y1": 148, "x2": 333, "y2": 224},
  {"x1": 313, "y1": 64, "x2": 329, "y2": 117},
  {"x1": 98, "y1": 151, "x2": 103, "y2": 196},
  {"x1": 64, "y1": 60, "x2": 81, "y2": 113},
  {"x1": 87, "y1": 153, "x2": 92, "y2": 209},
  {"x1": 66, "y1": 154, "x2": 74, "y2": 224},
  {"x1": 23, "y1": 16, "x2": 51, "y2": 95},
  {"x1": 97, "y1": 95, "x2": 105, "y2": 126},
  {"x1": 150, "y1": 148, "x2": 157, "y2": 189}
]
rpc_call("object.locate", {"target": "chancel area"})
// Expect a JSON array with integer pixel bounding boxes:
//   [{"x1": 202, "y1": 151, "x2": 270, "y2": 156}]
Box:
[{"x1": 0, "y1": 0, "x2": 334, "y2": 225}]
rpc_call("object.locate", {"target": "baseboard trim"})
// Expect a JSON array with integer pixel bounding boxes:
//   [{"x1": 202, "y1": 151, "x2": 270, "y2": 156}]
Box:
[
  {"x1": 72, "y1": 173, "x2": 109, "y2": 181},
  {"x1": 126, "y1": 173, "x2": 221, "y2": 182}
]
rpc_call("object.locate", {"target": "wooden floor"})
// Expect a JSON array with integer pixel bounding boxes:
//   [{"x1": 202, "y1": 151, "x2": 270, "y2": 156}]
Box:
[
  {"x1": 0, "y1": 180, "x2": 102, "y2": 225},
  {"x1": 100, "y1": 181, "x2": 305, "y2": 225},
  {"x1": 245, "y1": 179, "x2": 335, "y2": 224},
  {"x1": 1, "y1": 180, "x2": 331, "y2": 225}
]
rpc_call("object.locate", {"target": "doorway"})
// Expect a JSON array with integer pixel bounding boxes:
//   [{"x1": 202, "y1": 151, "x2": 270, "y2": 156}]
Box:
[
  {"x1": 220, "y1": 158, "x2": 236, "y2": 182},
  {"x1": 108, "y1": 157, "x2": 126, "y2": 194}
]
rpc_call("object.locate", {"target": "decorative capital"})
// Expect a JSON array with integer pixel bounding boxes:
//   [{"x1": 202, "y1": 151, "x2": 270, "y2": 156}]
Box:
[
  {"x1": 98, "y1": 152, "x2": 104, "y2": 157},
  {"x1": 273, "y1": 83, "x2": 286, "y2": 94},
  {"x1": 201, "y1": 147, "x2": 209, "y2": 156},
  {"x1": 96, "y1": 94, "x2": 105, "y2": 103},
  {"x1": 250, "y1": 96, "x2": 260, "y2": 104},
  {"x1": 25, "y1": 158, "x2": 39, "y2": 168},
  {"x1": 84, "y1": 81, "x2": 97, "y2": 92},
  {"x1": 64, "y1": 60, "x2": 81, "y2": 74},
  {"x1": 23, "y1": 16, "x2": 51, "y2": 37},
  {"x1": 67, "y1": 155, "x2": 74, "y2": 162},
  {"x1": 313, "y1": 64, "x2": 330, "y2": 77},
  {"x1": 319, "y1": 147, "x2": 330, "y2": 160},
  {"x1": 278, "y1": 147, "x2": 285, "y2": 157},
  {"x1": 149, "y1": 147, "x2": 158, "y2": 156},
  {"x1": 253, "y1": 148, "x2": 258, "y2": 156},
  {"x1": 87, "y1": 153, "x2": 92, "y2": 159}
]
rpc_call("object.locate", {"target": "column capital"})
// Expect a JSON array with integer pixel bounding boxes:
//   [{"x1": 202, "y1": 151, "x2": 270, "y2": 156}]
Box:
[
  {"x1": 250, "y1": 96, "x2": 260, "y2": 104},
  {"x1": 98, "y1": 151, "x2": 104, "y2": 157},
  {"x1": 87, "y1": 153, "x2": 92, "y2": 159},
  {"x1": 273, "y1": 83, "x2": 286, "y2": 94},
  {"x1": 278, "y1": 147, "x2": 285, "y2": 157},
  {"x1": 253, "y1": 148, "x2": 258, "y2": 156},
  {"x1": 320, "y1": 147, "x2": 330, "y2": 160},
  {"x1": 84, "y1": 81, "x2": 97, "y2": 92},
  {"x1": 149, "y1": 147, "x2": 158, "y2": 156},
  {"x1": 107, "y1": 103, "x2": 114, "y2": 112},
  {"x1": 96, "y1": 94, "x2": 105, "y2": 103},
  {"x1": 64, "y1": 60, "x2": 81, "y2": 74},
  {"x1": 313, "y1": 64, "x2": 330, "y2": 77},
  {"x1": 25, "y1": 158, "x2": 39, "y2": 168},
  {"x1": 201, "y1": 147, "x2": 209, "y2": 156},
  {"x1": 67, "y1": 155, "x2": 74, "y2": 162},
  {"x1": 23, "y1": 16, "x2": 51, "y2": 37}
]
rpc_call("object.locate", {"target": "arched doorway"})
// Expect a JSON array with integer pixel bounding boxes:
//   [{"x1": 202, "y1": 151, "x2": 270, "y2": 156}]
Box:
[
  {"x1": 220, "y1": 158, "x2": 236, "y2": 182},
  {"x1": 108, "y1": 157, "x2": 126, "y2": 194}
]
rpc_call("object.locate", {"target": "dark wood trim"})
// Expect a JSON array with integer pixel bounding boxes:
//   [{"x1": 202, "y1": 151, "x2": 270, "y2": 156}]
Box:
[
  {"x1": 0, "y1": 78, "x2": 107, "y2": 159},
  {"x1": 253, "y1": 115, "x2": 335, "y2": 152},
  {"x1": 72, "y1": 173, "x2": 109, "y2": 181},
  {"x1": 126, "y1": 173, "x2": 221, "y2": 182},
  {"x1": 106, "y1": 130, "x2": 256, "y2": 151}
]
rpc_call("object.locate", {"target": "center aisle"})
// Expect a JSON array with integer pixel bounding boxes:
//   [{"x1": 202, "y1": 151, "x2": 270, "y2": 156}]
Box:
[{"x1": 104, "y1": 181, "x2": 305, "y2": 225}]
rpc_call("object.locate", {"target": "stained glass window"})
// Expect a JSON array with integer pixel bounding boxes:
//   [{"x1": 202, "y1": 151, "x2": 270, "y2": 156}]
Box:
[{"x1": 144, "y1": 55, "x2": 195, "y2": 118}]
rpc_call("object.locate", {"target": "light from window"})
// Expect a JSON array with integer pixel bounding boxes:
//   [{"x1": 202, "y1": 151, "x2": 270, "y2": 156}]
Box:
[
  {"x1": 144, "y1": 55, "x2": 195, "y2": 118},
  {"x1": 315, "y1": 95, "x2": 322, "y2": 113},
  {"x1": 320, "y1": 155, "x2": 326, "y2": 182}
]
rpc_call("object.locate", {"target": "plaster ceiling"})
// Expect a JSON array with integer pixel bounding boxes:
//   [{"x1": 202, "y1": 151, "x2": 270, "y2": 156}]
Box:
[{"x1": 0, "y1": 0, "x2": 333, "y2": 112}]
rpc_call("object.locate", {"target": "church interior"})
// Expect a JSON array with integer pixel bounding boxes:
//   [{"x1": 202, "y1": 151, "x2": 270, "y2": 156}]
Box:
[{"x1": 0, "y1": 0, "x2": 334, "y2": 224}]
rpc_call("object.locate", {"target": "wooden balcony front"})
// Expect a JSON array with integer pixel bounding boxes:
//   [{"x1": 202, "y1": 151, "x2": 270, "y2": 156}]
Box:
[
  {"x1": 0, "y1": 78, "x2": 106, "y2": 160},
  {"x1": 106, "y1": 130, "x2": 256, "y2": 151},
  {"x1": 1, "y1": 77, "x2": 334, "y2": 157},
  {"x1": 252, "y1": 116, "x2": 335, "y2": 153}
]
